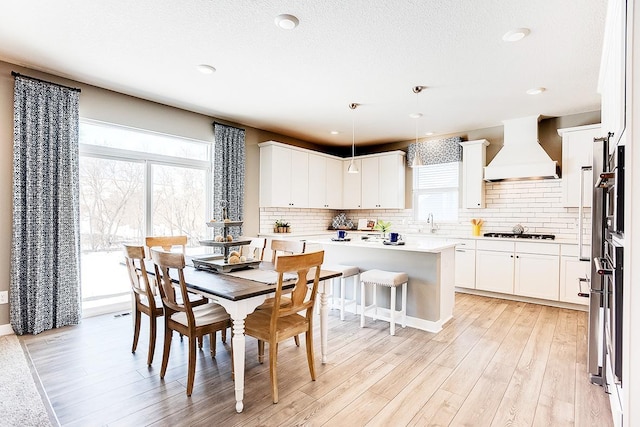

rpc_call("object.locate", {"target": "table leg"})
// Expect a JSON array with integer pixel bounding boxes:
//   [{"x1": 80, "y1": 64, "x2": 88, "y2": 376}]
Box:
[
  {"x1": 319, "y1": 283, "x2": 329, "y2": 364},
  {"x1": 232, "y1": 317, "x2": 246, "y2": 413}
]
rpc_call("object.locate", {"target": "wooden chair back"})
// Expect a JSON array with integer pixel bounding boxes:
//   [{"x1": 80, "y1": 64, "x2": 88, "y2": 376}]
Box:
[
  {"x1": 270, "y1": 239, "x2": 306, "y2": 262},
  {"x1": 241, "y1": 237, "x2": 267, "y2": 261},
  {"x1": 124, "y1": 244, "x2": 157, "y2": 302},
  {"x1": 150, "y1": 248, "x2": 195, "y2": 326},
  {"x1": 145, "y1": 235, "x2": 187, "y2": 256},
  {"x1": 271, "y1": 251, "x2": 324, "y2": 321}
]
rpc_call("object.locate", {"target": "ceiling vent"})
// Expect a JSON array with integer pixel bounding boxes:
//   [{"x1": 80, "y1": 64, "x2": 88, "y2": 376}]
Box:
[{"x1": 484, "y1": 115, "x2": 559, "y2": 182}]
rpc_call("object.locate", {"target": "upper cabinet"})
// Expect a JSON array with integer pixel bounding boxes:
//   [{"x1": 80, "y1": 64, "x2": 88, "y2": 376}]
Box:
[
  {"x1": 259, "y1": 142, "x2": 309, "y2": 208},
  {"x1": 308, "y1": 153, "x2": 343, "y2": 209},
  {"x1": 360, "y1": 152, "x2": 406, "y2": 209},
  {"x1": 598, "y1": 0, "x2": 627, "y2": 150},
  {"x1": 259, "y1": 141, "x2": 405, "y2": 210},
  {"x1": 558, "y1": 124, "x2": 601, "y2": 208},
  {"x1": 460, "y1": 139, "x2": 489, "y2": 209}
]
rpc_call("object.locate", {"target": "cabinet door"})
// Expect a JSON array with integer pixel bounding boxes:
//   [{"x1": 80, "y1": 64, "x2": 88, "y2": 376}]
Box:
[
  {"x1": 461, "y1": 140, "x2": 488, "y2": 208},
  {"x1": 342, "y1": 159, "x2": 362, "y2": 209},
  {"x1": 561, "y1": 126, "x2": 600, "y2": 207},
  {"x1": 378, "y1": 154, "x2": 405, "y2": 208},
  {"x1": 307, "y1": 153, "x2": 326, "y2": 208},
  {"x1": 560, "y1": 257, "x2": 590, "y2": 305},
  {"x1": 268, "y1": 145, "x2": 293, "y2": 207},
  {"x1": 475, "y1": 250, "x2": 514, "y2": 294},
  {"x1": 360, "y1": 157, "x2": 380, "y2": 208},
  {"x1": 455, "y1": 247, "x2": 476, "y2": 288},
  {"x1": 514, "y1": 253, "x2": 559, "y2": 300},
  {"x1": 289, "y1": 149, "x2": 309, "y2": 207},
  {"x1": 325, "y1": 157, "x2": 343, "y2": 208}
]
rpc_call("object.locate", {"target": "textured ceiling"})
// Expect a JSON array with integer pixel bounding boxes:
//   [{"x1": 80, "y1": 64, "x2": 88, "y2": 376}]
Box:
[{"x1": 0, "y1": 0, "x2": 607, "y2": 147}]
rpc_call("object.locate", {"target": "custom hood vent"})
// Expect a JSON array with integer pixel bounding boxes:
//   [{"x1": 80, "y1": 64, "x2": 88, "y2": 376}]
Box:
[{"x1": 484, "y1": 115, "x2": 558, "y2": 182}]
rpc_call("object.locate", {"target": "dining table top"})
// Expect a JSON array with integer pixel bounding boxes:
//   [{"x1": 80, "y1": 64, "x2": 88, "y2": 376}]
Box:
[{"x1": 146, "y1": 259, "x2": 342, "y2": 302}]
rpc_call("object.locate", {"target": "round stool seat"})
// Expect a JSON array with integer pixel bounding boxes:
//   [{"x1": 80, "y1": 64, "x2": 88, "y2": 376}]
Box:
[{"x1": 360, "y1": 269, "x2": 408, "y2": 287}]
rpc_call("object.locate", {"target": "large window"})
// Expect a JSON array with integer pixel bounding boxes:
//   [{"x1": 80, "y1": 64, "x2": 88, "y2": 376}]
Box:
[
  {"x1": 79, "y1": 120, "x2": 212, "y2": 310},
  {"x1": 413, "y1": 162, "x2": 461, "y2": 222}
]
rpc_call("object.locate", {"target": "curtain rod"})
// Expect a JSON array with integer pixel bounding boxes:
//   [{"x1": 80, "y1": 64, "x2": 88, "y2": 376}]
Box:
[
  {"x1": 11, "y1": 71, "x2": 81, "y2": 93},
  {"x1": 213, "y1": 121, "x2": 244, "y2": 131}
]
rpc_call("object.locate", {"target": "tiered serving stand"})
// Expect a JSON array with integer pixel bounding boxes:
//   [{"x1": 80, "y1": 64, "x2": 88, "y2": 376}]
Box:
[{"x1": 195, "y1": 220, "x2": 260, "y2": 272}]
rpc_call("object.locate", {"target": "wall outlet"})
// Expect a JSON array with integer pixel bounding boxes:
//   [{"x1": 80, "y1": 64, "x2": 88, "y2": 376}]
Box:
[{"x1": 0, "y1": 290, "x2": 8, "y2": 304}]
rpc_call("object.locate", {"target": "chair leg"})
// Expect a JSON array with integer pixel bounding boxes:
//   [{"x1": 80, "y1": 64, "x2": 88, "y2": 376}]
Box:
[
  {"x1": 305, "y1": 330, "x2": 316, "y2": 381},
  {"x1": 198, "y1": 335, "x2": 203, "y2": 349},
  {"x1": 221, "y1": 327, "x2": 227, "y2": 344},
  {"x1": 269, "y1": 341, "x2": 279, "y2": 403},
  {"x1": 340, "y1": 277, "x2": 346, "y2": 321},
  {"x1": 294, "y1": 335, "x2": 300, "y2": 347},
  {"x1": 186, "y1": 336, "x2": 197, "y2": 396},
  {"x1": 258, "y1": 340, "x2": 265, "y2": 364},
  {"x1": 390, "y1": 286, "x2": 396, "y2": 336},
  {"x1": 147, "y1": 314, "x2": 157, "y2": 366},
  {"x1": 360, "y1": 281, "x2": 366, "y2": 328},
  {"x1": 210, "y1": 332, "x2": 216, "y2": 357},
  {"x1": 132, "y1": 307, "x2": 141, "y2": 353},
  {"x1": 160, "y1": 324, "x2": 172, "y2": 379}
]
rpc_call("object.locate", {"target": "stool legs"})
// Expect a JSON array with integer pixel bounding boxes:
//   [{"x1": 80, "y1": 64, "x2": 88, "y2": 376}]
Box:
[
  {"x1": 390, "y1": 285, "x2": 396, "y2": 336},
  {"x1": 360, "y1": 280, "x2": 408, "y2": 335},
  {"x1": 360, "y1": 280, "x2": 366, "y2": 328},
  {"x1": 340, "y1": 277, "x2": 346, "y2": 320},
  {"x1": 401, "y1": 282, "x2": 407, "y2": 328}
]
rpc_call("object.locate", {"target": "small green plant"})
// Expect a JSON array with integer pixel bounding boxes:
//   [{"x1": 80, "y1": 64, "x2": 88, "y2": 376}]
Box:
[
  {"x1": 274, "y1": 219, "x2": 290, "y2": 233},
  {"x1": 373, "y1": 220, "x2": 391, "y2": 233}
]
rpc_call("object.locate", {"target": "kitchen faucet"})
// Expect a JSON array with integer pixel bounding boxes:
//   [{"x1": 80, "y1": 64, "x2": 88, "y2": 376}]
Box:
[{"x1": 427, "y1": 212, "x2": 436, "y2": 233}]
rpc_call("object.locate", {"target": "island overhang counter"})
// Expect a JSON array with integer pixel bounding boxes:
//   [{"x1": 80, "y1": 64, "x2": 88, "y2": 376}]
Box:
[{"x1": 308, "y1": 238, "x2": 456, "y2": 333}]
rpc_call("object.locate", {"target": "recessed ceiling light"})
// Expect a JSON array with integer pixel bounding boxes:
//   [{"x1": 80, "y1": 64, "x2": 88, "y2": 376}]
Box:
[
  {"x1": 409, "y1": 112, "x2": 423, "y2": 119},
  {"x1": 196, "y1": 64, "x2": 216, "y2": 74},
  {"x1": 425, "y1": 131, "x2": 434, "y2": 136},
  {"x1": 526, "y1": 87, "x2": 546, "y2": 95},
  {"x1": 502, "y1": 28, "x2": 530, "y2": 42},
  {"x1": 275, "y1": 14, "x2": 299, "y2": 30},
  {"x1": 330, "y1": 131, "x2": 339, "y2": 135}
]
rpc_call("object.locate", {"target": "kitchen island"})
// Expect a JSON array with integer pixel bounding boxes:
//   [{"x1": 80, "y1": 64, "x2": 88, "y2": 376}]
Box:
[{"x1": 309, "y1": 237, "x2": 456, "y2": 333}]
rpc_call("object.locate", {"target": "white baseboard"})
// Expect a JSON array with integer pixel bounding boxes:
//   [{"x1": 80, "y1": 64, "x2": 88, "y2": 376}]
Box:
[{"x1": 0, "y1": 323, "x2": 15, "y2": 336}]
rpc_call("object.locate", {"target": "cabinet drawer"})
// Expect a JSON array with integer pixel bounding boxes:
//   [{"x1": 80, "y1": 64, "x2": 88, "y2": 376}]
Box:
[
  {"x1": 455, "y1": 239, "x2": 477, "y2": 249},
  {"x1": 476, "y1": 240, "x2": 514, "y2": 252},
  {"x1": 515, "y1": 241, "x2": 559, "y2": 255}
]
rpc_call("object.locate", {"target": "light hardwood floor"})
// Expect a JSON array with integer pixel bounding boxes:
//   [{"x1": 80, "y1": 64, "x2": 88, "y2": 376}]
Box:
[{"x1": 21, "y1": 293, "x2": 613, "y2": 426}]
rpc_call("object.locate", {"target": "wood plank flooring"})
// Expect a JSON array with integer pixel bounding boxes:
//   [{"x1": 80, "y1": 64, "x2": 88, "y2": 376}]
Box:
[{"x1": 21, "y1": 293, "x2": 613, "y2": 426}]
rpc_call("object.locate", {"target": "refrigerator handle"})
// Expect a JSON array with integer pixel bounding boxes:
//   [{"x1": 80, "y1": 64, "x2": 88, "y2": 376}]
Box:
[{"x1": 579, "y1": 166, "x2": 592, "y2": 261}]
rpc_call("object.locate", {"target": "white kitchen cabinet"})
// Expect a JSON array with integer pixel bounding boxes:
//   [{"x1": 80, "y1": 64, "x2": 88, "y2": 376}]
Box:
[
  {"x1": 558, "y1": 124, "x2": 601, "y2": 208},
  {"x1": 342, "y1": 158, "x2": 362, "y2": 208},
  {"x1": 360, "y1": 152, "x2": 405, "y2": 209},
  {"x1": 475, "y1": 240, "x2": 560, "y2": 300},
  {"x1": 460, "y1": 139, "x2": 489, "y2": 208},
  {"x1": 308, "y1": 153, "x2": 343, "y2": 209},
  {"x1": 259, "y1": 142, "x2": 309, "y2": 208},
  {"x1": 559, "y1": 244, "x2": 590, "y2": 306},
  {"x1": 475, "y1": 240, "x2": 515, "y2": 294},
  {"x1": 454, "y1": 239, "x2": 476, "y2": 288},
  {"x1": 514, "y1": 242, "x2": 560, "y2": 300}
]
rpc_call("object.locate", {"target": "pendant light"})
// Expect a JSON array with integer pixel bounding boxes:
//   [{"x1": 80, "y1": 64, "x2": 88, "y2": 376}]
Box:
[
  {"x1": 410, "y1": 86, "x2": 425, "y2": 168},
  {"x1": 347, "y1": 103, "x2": 359, "y2": 174}
]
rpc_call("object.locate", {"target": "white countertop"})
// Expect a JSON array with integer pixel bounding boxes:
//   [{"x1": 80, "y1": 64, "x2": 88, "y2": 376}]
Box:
[{"x1": 309, "y1": 238, "x2": 456, "y2": 254}]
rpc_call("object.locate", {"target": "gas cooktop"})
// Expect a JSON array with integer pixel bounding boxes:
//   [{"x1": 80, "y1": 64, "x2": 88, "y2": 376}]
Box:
[{"x1": 483, "y1": 232, "x2": 556, "y2": 240}]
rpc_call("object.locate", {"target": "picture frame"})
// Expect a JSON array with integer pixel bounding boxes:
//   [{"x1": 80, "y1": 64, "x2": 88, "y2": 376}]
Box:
[{"x1": 357, "y1": 218, "x2": 377, "y2": 231}]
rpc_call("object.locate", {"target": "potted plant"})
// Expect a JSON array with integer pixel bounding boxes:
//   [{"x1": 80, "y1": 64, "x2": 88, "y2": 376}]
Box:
[
  {"x1": 274, "y1": 219, "x2": 290, "y2": 233},
  {"x1": 373, "y1": 220, "x2": 391, "y2": 238}
]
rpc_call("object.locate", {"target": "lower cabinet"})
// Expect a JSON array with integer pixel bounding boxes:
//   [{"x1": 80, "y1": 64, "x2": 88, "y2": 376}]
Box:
[
  {"x1": 454, "y1": 239, "x2": 476, "y2": 288},
  {"x1": 559, "y1": 256, "x2": 590, "y2": 305},
  {"x1": 474, "y1": 240, "x2": 560, "y2": 301}
]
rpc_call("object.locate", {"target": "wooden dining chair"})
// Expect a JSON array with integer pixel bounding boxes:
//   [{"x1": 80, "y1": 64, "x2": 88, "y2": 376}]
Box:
[
  {"x1": 124, "y1": 244, "x2": 163, "y2": 366},
  {"x1": 244, "y1": 250, "x2": 325, "y2": 404},
  {"x1": 240, "y1": 237, "x2": 267, "y2": 261},
  {"x1": 150, "y1": 248, "x2": 232, "y2": 396}
]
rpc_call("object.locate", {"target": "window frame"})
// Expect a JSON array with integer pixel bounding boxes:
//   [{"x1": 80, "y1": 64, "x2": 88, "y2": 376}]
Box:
[{"x1": 412, "y1": 162, "x2": 461, "y2": 223}]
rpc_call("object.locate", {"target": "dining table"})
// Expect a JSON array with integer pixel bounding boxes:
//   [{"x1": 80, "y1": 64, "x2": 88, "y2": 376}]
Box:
[{"x1": 153, "y1": 257, "x2": 341, "y2": 413}]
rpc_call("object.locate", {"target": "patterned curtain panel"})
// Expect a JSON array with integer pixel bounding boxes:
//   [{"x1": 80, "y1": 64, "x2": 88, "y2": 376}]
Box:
[
  {"x1": 10, "y1": 76, "x2": 82, "y2": 335},
  {"x1": 213, "y1": 123, "x2": 245, "y2": 236},
  {"x1": 407, "y1": 136, "x2": 463, "y2": 165}
]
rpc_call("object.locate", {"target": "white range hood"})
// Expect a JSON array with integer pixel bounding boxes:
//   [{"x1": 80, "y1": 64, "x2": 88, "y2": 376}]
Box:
[{"x1": 484, "y1": 115, "x2": 559, "y2": 182}]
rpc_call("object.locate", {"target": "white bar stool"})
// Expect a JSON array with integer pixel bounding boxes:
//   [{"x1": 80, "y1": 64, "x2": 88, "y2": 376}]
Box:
[
  {"x1": 323, "y1": 264, "x2": 360, "y2": 320},
  {"x1": 360, "y1": 269, "x2": 408, "y2": 335}
]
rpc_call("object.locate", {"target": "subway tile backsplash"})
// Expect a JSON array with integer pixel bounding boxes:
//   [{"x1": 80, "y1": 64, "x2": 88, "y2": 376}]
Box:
[{"x1": 260, "y1": 179, "x2": 589, "y2": 241}]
